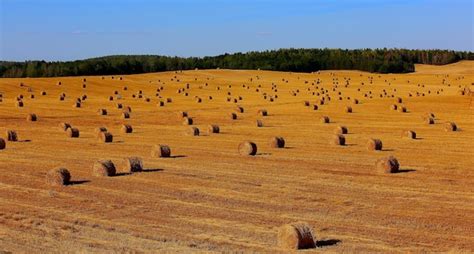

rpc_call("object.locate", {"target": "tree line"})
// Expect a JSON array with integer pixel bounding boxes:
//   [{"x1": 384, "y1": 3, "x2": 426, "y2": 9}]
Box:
[{"x1": 0, "y1": 48, "x2": 472, "y2": 78}]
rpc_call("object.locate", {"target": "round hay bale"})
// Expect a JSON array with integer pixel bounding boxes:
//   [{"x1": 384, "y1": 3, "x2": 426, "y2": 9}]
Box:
[
  {"x1": 229, "y1": 112, "x2": 237, "y2": 120},
  {"x1": 331, "y1": 134, "x2": 345, "y2": 145},
  {"x1": 158, "y1": 101, "x2": 165, "y2": 107},
  {"x1": 186, "y1": 127, "x2": 200, "y2": 136},
  {"x1": 398, "y1": 106, "x2": 407, "y2": 113},
  {"x1": 312, "y1": 105, "x2": 319, "y2": 110},
  {"x1": 236, "y1": 106, "x2": 244, "y2": 113},
  {"x1": 390, "y1": 104, "x2": 398, "y2": 111},
  {"x1": 116, "y1": 103, "x2": 123, "y2": 109},
  {"x1": 46, "y1": 167, "x2": 71, "y2": 186},
  {"x1": 426, "y1": 117, "x2": 435, "y2": 124},
  {"x1": 122, "y1": 112, "x2": 130, "y2": 119},
  {"x1": 123, "y1": 106, "x2": 132, "y2": 113},
  {"x1": 60, "y1": 123, "x2": 71, "y2": 131},
  {"x1": 367, "y1": 138, "x2": 383, "y2": 151},
  {"x1": 270, "y1": 136, "x2": 285, "y2": 148},
  {"x1": 66, "y1": 128, "x2": 80, "y2": 138},
  {"x1": 396, "y1": 97, "x2": 403, "y2": 103},
  {"x1": 320, "y1": 116, "x2": 330, "y2": 123},
  {"x1": 376, "y1": 156, "x2": 399, "y2": 173},
  {"x1": 345, "y1": 106, "x2": 352, "y2": 113},
  {"x1": 73, "y1": 102, "x2": 81, "y2": 108},
  {"x1": 98, "y1": 109, "x2": 107, "y2": 115},
  {"x1": 95, "y1": 127, "x2": 108, "y2": 136},
  {"x1": 6, "y1": 130, "x2": 18, "y2": 141},
  {"x1": 151, "y1": 144, "x2": 171, "y2": 158},
  {"x1": 303, "y1": 101, "x2": 310, "y2": 107},
  {"x1": 166, "y1": 98, "x2": 172, "y2": 103},
  {"x1": 353, "y1": 98, "x2": 359, "y2": 104},
  {"x1": 182, "y1": 117, "x2": 193, "y2": 125},
  {"x1": 277, "y1": 222, "x2": 316, "y2": 250},
  {"x1": 93, "y1": 160, "x2": 116, "y2": 177},
  {"x1": 123, "y1": 157, "x2": 143, "y2": 173},
  {"x1": 16, "y1": 101, "x2": 24, "y2": 107},
  {"x1": 402, "y1": 130, "x2": 416, "y2": 139},
  {"x1": 256, "y1": 119, "x2": 263, "y2": 127},
  {"x1": 0, "y1": 138, "x2": 6, "y2": 150},
  {"x1": 238, "y1": 141, "x2": 257, "y2": 156},
  {"x1": 98, "y1": 132, "x2": 113, "y2": 143},
  {"x1": 27, "y1": 113, "x2": 37, "y2": 121},
  {"x1": 208, "y1": 124, "x2": 220, "y2": 134},
  {"x1": 178, "y1": 111, "x2": 188, "y2": 118},
  {"x1": 334, "y1": 126, "x2": 348, "y2": 135},
  {"x1": 121, "y1": 124, "x2": 133, "y2": 133},
  {"x1": 445, "y1": 122, "x2": 457, "y2": 132},
  {"x1": 258, "y1": 109, "x2": 268, "y2": 116}
]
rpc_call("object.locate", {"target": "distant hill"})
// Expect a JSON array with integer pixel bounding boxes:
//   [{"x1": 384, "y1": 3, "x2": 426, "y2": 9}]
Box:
[
  {"x1": 414, "y1": 60, "x2": 474, "y2": 75},
  {"x1": 1, "y1": 48, "x2": 472, "y2": 78}
]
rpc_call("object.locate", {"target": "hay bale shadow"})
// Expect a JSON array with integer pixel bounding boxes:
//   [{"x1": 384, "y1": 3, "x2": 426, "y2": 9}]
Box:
[
  {"x1": 316, "y1": 239, "x2": 341, "y2": 248},
  {"x1": 19, "y1": 139, "x2": 32, "y2": 142},
  {"x1": 394, "y1": 169, "x2": 416, "y2": 174},
  {"x1": 143, "y1": 168, "x2": 164, "y2": 173},
  {"x1": 68, "y1": 180, "x2": 90, "y2": 185},
  {"x1": 382, "y1": 149, "x2": 395, "y2": 152},
  {"x1": 114, "y1": 172, "x2": 131, "y2": 177},
  {"x1": 170, "y1": 155, "x2": 186, "y2": 158}
]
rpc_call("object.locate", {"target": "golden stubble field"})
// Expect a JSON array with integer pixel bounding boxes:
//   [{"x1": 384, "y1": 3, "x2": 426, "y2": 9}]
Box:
[{"x1": 0, "y1": 61, "x2": 473, "y2": 253}]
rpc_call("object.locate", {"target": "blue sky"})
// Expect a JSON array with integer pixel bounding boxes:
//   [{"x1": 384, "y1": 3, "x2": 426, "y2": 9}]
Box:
[{"x1": 0, "y1": 0, "x2": 472, "y2": 61}]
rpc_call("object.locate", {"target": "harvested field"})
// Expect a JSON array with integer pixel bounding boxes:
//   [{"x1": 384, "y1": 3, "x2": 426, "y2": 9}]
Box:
[{"x1": 0, "y1": 61, "x2": 473, "y2": 253}]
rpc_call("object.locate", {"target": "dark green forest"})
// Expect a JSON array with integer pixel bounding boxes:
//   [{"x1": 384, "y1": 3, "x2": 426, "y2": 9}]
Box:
[{"x1": 0, "y1": 48, "x2": 472, "y2": 78}]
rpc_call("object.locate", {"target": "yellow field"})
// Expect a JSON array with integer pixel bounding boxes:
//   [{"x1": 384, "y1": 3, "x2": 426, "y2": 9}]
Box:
[{"x1": 0, "y1": 61, "x2": 473, "y2": 253}]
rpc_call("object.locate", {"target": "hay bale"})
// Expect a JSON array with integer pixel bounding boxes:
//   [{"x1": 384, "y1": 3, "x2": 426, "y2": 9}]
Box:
[
  {"x1": 93, "y1": 160, "x2": 116, "y2": 177},
  {"x1": 73, "y1": 102, "x2": 81, "y2": 108},
  {"x1": 303, "y1": 101, "x2": 310, "y2": 106},
  {"x1": 396, "y1": 97, "x2": 403, "y2": 103},
  {"x1": 313, "y1": 105, "x2": 319, "y2": 110},
  {"x1": 367, "y1": 138, "x2": 383, "y2": 151},
  {"x1": 258, "y1": 109, "x2": 268, "y2": 116},
  {"x1": 402, "y1": 130, "x2": 416, "y2": 139},
  {"x1": 0, "y1": 138, "x2": 6, "y2": 150},
  {"x1": 116, "y1": 103, "x2": 123, "y2": 109},
  {"x1": 66, "y1": 128, "x2": 80, "y2": 138},
  {"x1": 95, "y1": 127, "x2": 108, "y2": 136},
  {"x1": 178, "y1": 111, "x2": 188, "y2": 118},
  {"x1": 277, "y1": 222, "x2": 316, "y2": 250},
  {"x1": 151, "y1": 144, "x2": 171, "y2": 158},
  {"x1": 376, "y1": 156, "x2": 399, "y2": 173},
  {"x1": 122, "y1": 112, "x2": 130, "y2": 119},
  {"x1": 331, "y1": 134, "x2": 345, "y2": 145},
  {"x1": 158, "y1": 101, "x2": 165, "y2": 107},
  {"x1": 426, "y1": 117, "x2": 435, "y2": 124},
  {"x1": 256, "y1": 119, "x2": 264, "y2": 127},
  {"x1": 182, "y1": 117, "x2": 193, "y2": 125},
  {"x1": 320, "y1": 116, "x2": 330, "y2": 123},
  {"x1": 238, "y1": 141, "x2": 257, "y2": 156},
  {"x1": 353, "y1": 98, "x2": 359, "y2": 104},
  {"x1": 398, "y1": 106, "x2": 407, "y2": 113},
  {"x1": 445, "y1": 122, "x2": 457, "y2": 132},
  {"x1": 6, "y1": 130, "x2": 18, "y2": 141},
  {"x1": 345, "y1": 106, "x2": 352, "y2": 113},
  {"x1": 186, "y1": 127, "x2": 200, "y2": 136},
  {"x1": 98, "y1": 132, "x2": 113, "y2": 143},
  {"x1": 46, "y1": 167, "x2": 71, "y2": 186},
  {"x1": 121, "y1": 124, "x2": 133, "y2": 133},
  {"x1": 123, "y1": 157, "x2": 143, "y2": 173},
  {"x1": 270, "y1": 136, "x2": 285, "y2": 148},
  {"x1": 390, "y1": 104, "x2": 398, "y2": 111},
  {"x1": 27, "y1": 113, "x2": 37, "y2": 121},
  {"x1": 208, "y1": 125, "x2": 220, "y2": 134},
  {"x1": 334, "y1": 126, "x2": 348, "y2": 135},
  {"x1": 16, "y1": 101, "x2": 24, "y2": 107},
  {"x1": 236, "y1": 106, "x2": 244, "y2": 113},
  {"x1": 60, "y1": 123, "x2": 71, "y2": 131},
  {"x1": 98, "y1": 109, "x2": 107, "y2": 115},
  {"x1": 229, "y1": 112, "x2": 238, "y2": 120}
]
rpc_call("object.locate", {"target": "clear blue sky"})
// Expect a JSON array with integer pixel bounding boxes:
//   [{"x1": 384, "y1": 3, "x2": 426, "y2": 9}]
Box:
[{"x1": 0, "y1": 0, "x2": 472, "y2": 61}]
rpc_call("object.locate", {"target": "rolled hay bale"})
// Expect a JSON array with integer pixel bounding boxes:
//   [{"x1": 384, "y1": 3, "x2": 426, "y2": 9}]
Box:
[
  {"x1": 303, "y1": 101, "x2": 310, "y2": 107},
  {"x1": 367, "y1": 138, "x2": 383, "y2": 151},
  {"x1": 66, "y1": 128, "x2": 80, "y2": 138},
  {"x1": 39, "y1": 91, "x2": 46, "y2": 95},
  {"x1": 122, "y1": 157, "x2": 143, "y2": 173},
  {"x1": 16, "y1": 100, "x2": 24, "y2": 107},
  {"x1": 92, "y1": 160, "x2": 116, "y2": 177},
  {"x1": 277, "y1": 222, "x2": 316, "y2": 250},
  {"x1": 195, "y1": 97, "x2": 202, "y2": 103},
  {"x1": 256, "y1": 119, "x2": 264, "y2": 127},
  {"x1": 313, "y1": 104, "x2": 319, "y2": 110},
  {"x1": 445, "y1": 122, "x2": 457, "y2": 132},
  {"x1": 0, "y1": 138, "x2": 5, "y2": 149},
  {"x1": 121, "y1": 124, "x2": 133, "y2": 133},
  {"x1": 376, "y1": 156, "x2": 399, "y2": 173},
  {"x1": 208, "y1": 124, "x2": 220, "y2": 134},
  {"x1": 178, "y1": 111, "x2": 188, "y2": 118},
  {"x1": 108, "y1": 96, "x2": 114, "y2": 101},
  {"x1": 98, "y1": 132, "x2": 113, "y2": 143},
  {"x1": 229, "y1": 112, "x2": 238, "y2": 120},
  {"x1": 345, "y1": 106, "x2": 352, "y2": 113},
  {"x1": 166, "y1": 98, "x2": 172, "y2": 103},
  {"x1": 353, "y1": 98, "x2": 359, "y2": 104},
  {"x1": 390, "y1": 104, "x2": 398, "y2": 111},
  {"x1": 59, "y1": 95, "x2": 65, "y2": 101},
  {"x1": 30, "y1": 94, "x2": 35, "y2": 99},
  {"x1": 320, "y1": 116, "x2": 330, "y2": 123},
  {"x1": 46, "y1": 167, "x2": 71, "y2": 186},
  {"x1": 27, "y1": 113, "x2": 37, "y2": 121},
  {"x1": 426, "y1": 117, "x2": 435, "y2": 124},
  {"x1": 123, "y1": 106, "x2": 132, "y2": 113},
  {"x1": 396, "y1": 97, "x2": 403, "y2": 103},
  {"x1": 151, "y1": 144, "x2": 171, "y2": 158},
  {"x1": 98, "y1": 109, "x2": 107, "y2": 115},
  {"x1": 116, "y1": 103, "x2": 123, "y2": 109},
  {"x1": 182, "y1": 117, "x2": 193, "y2": 125},
  {"x1": 95, "y1": 127, "x2": 108, "y2": 136},
  {"x1": 398, "y1": 106, "x2": 407, "y2": 113},
  {"x1": 258, "y1": 109, "x2": 268, "y2": 116},
  {"x1": 331, "y1": 134, "x2": 346, "y2": 146},
  {"x1": 6, "y1": 130, "x2": 18, "y2": 141},
  {"x1": 334, "y1": 126, "x2": 348, "y2": 135},
  {"x1": 236, "y1": 106, "x2": 244, "y2": 113},
  {"x1": 402, "y1": 130, "x2": 416, "y2": 139},
  {"x1": 122, "y1": 112, "x2": 130, "y2": 119},
  {"x1": 73, "y1": 102, "x2": 81, "y2": 108},
  {"x1": 60, "y1": 123, "x2": 71, "y2": 131},
  {"x1": 186, "y1": 127, "x2": 200, "y2": 136},
  {"x1": 157, "y1": 101, "x2": 165, "y2": 107},
  {"x1": 270, "y1": 136, "x2": 285, "y2": 148},
  {"x1": 238, "y1": 141, "x2": 257, "y2": 156}
]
